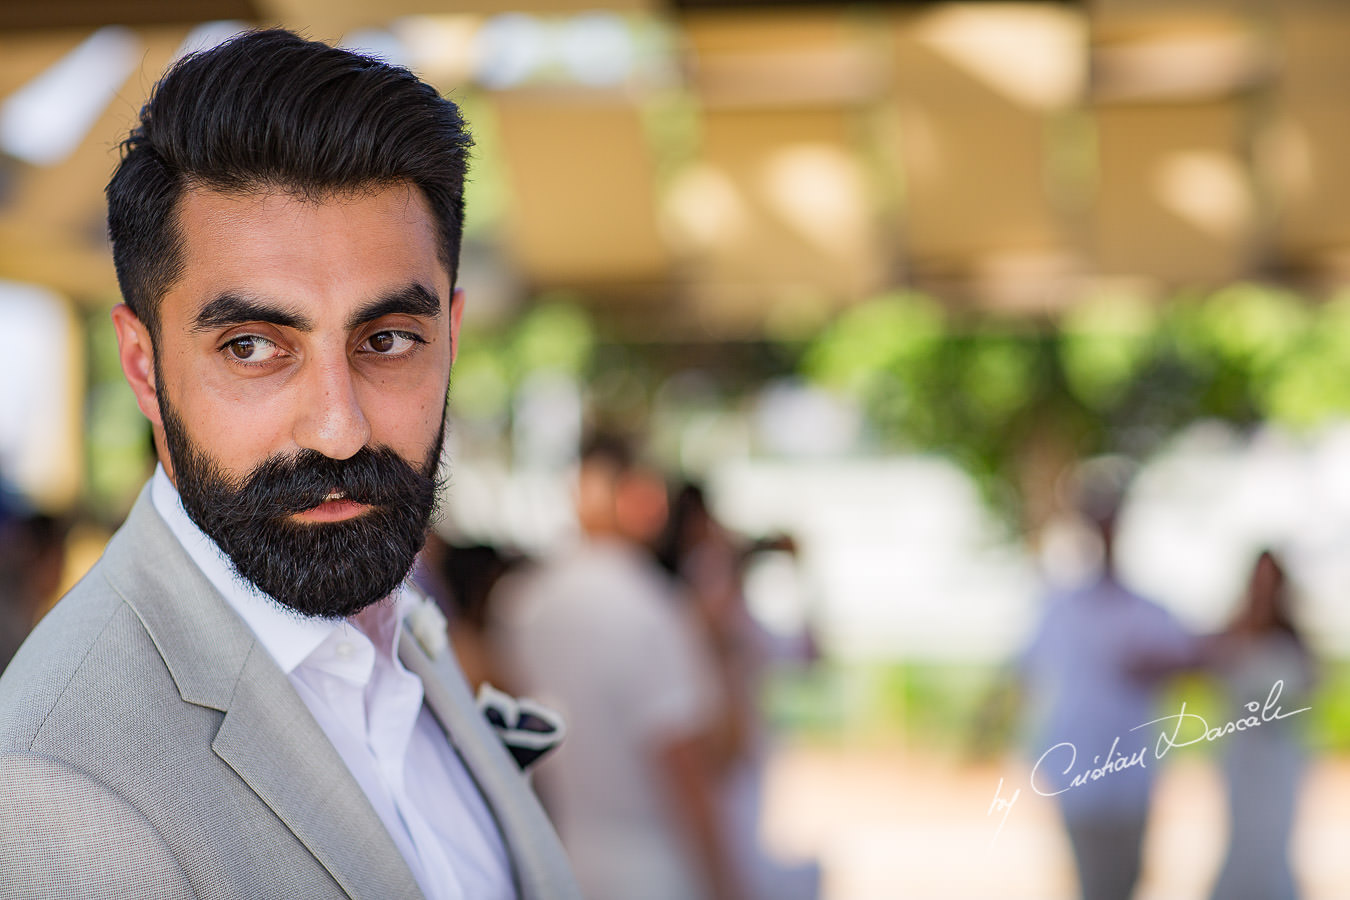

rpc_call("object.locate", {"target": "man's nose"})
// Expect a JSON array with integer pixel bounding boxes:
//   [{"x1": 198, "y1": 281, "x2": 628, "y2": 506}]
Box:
[{"x1": 292, "y1": 354, "x2": 371, "y2": 460}]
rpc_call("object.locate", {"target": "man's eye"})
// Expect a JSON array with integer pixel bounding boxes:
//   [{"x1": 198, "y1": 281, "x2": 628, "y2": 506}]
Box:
[
  {"x1": 363, "y1": 331, "x2": 422, "y2": 355},
  {"x1": 225, "y1": 335, "x2": 282, "y2": 362}
]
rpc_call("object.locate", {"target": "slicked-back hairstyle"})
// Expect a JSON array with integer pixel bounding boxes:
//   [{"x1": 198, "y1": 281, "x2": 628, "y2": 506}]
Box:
[{"x1": 106, "y1": 28, "x2": 473, "y2": 342}]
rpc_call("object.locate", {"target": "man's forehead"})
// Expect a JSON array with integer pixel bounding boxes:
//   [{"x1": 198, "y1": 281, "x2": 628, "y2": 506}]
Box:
[{"x1": 162, "y1": 181, "x2": 449, "y2": 328}]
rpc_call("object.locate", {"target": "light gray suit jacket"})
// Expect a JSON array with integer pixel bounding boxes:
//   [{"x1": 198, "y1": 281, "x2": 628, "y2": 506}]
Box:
[{"x1": 0, "y1": 484, "x2": 582, "y2": 900}]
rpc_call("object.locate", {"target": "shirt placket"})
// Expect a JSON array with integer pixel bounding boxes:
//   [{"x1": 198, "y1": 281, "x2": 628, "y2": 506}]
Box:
[{"x1": 370, "y1": 661, "x2": 466, "y2": 900}]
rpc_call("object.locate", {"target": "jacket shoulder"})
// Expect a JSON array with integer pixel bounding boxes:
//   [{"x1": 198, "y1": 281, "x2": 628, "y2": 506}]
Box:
[
  {"x1": 0, "y1": 562, "x2": 147, "y2": 751},
  {"x1": 0, "y1": 753, "x2": 195, "y2": 899}
]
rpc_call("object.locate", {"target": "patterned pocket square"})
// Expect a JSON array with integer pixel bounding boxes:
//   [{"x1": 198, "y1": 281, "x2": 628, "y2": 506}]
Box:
[{"x1": 476, "y1": 682, "x2": 565, "y2": 772}]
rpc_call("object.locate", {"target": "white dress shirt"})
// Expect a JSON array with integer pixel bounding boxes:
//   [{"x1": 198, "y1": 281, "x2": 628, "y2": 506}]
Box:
[
  {"x1": 150, "y1": 465, "x2": 514, "y2": 900},
  {"x1": 1020, "y1": 576, "x2": 1197, "y2": 822}
]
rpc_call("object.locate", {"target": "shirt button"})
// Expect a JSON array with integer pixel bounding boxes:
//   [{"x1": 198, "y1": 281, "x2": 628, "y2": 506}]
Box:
[{"x1": 335, "y1": 641, "x2": 355, "y2": 660}]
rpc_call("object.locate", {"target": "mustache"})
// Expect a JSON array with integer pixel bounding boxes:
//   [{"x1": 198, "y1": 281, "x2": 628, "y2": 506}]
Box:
[{"x1": 211, "y1": 445, "x2": 439, "y2": 521}]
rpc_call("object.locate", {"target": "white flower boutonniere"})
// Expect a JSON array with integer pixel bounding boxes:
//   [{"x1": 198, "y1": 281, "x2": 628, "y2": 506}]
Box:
[{"x1": 406, "y1": 594, "x2": 449, "y2": 659}]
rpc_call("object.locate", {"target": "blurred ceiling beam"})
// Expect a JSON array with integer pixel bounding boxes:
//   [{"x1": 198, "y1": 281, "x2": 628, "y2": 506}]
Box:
[
  {"x1": 491, "y1": 88, "x2": 670, "y2": 290},
  {"x1": 1091, "y1": 101, "x2": 1257, "y2": 285},
  {"x1": 1092, "y1": 21, "x2": 1272, "y2": 104},
  {"x1": 0, "y1": 1, "x2": 258, "y2": 31},
  {"x1": 0, "y1": 0, "x2": 657, "y2": 34},
  {"x1": 0, "y1": 221, "x2": 119, "y2": 298},
  {"x1": 1266, "y1": 3, "x2": 1350, "y2": 288},
  {"x1": 256, "y1": 0, "x2": 655, "y2": 38},
  {"x1": 1087, "y1": 4, "x2": 1273, "y2": 288},
  {"x1": 673, "y1": 9, "x2": 891, "y2": 336},
  {"x1": 0, "y1": 31, "x2": 93, "y2": 95},
  {"x1": 0, "y1": 26, "x2": 190, "y2": 303},
  {"x1": 686, "y1": 10, "x2": 885, "y2": 109},
  {"x1": 890, "y1": 3, "x2": 1086, "y2": 313}
]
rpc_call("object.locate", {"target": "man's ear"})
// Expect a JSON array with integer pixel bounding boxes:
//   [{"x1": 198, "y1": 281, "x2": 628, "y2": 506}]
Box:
[
  {"x1": 449, "y1": 287, "x2": 466, "y2": 365},
  {"x1": 110, "y1": 303, "x2": 163, "y2": 428}
]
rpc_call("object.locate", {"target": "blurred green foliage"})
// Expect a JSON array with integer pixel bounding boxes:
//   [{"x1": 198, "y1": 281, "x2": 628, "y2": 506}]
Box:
[
  {"x1": 83, "y1": 305, "x2": 152, "y2": 522},
  {"x1": 451, "y1": 295, "x2": 597, "y2": 426},
  {"x1": 763, "y1": 661, "x2": 995, "y2": 751},
  {"x1": 444, "y1": 280, "x2": 1350, "y2": 533},
  {"x1": 799, "y1": 284, "x2": 1350, "y2": 524},
  {"x1": 1307, "y1": 659, "x2": 1350, "y2": 753},
  {"x1": 454, "y1": 93, "x2": 510, "y2": 239},
  {"x1": 766, "y1": 660, "x2": 1350, "y2": 757},
  {"x1": 509, "y1": 299, "x2": 596, "y2": 377}
]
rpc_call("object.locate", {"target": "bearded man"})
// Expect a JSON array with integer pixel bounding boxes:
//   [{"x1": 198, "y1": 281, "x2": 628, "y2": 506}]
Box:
[{"x1": 0, "y1": 29, "x2": 579, "y2": 900}]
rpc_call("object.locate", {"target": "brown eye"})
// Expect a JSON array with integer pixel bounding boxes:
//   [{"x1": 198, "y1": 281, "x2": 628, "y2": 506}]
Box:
[
  {"x1": 228, "y1": 336, "x2": 257, "y2": 359},
  {"x1": 223, "y1": 334, "x2": 282, "y2": 363},
  {"x1": 362, "y1": 331, "x2": 422, "y2": 356}
]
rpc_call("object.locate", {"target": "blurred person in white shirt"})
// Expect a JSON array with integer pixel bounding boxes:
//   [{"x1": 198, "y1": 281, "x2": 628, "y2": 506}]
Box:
[
  {"x1": 1020, "y1": 458, "x2": 1200, "y2": 900},
  {"x1": 495, "y1": 433, "x2": 745, "y2": 900}
]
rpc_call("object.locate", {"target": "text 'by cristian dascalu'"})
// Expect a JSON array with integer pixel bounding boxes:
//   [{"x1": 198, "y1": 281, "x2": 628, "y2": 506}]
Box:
[{"x1": 986, "y1": 679, "x2": 1310, "y2": 839}]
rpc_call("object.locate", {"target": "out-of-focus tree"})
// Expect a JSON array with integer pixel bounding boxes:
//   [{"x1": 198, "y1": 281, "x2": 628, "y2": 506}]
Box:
[
  {"x1": 799, "y1": 284, "x2": 1350, "y2": 533},
  {"x1": 445, "y1": 280, "x2": 1350, "y2": 539},
  {"x1": 448, "y1": 296, "x2": 599, "y2": 458}
]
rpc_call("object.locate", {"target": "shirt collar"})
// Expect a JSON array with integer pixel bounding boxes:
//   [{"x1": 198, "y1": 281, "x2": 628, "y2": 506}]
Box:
[{"x1": 149, "y1": 463, "x2": 408, "y2": 674}]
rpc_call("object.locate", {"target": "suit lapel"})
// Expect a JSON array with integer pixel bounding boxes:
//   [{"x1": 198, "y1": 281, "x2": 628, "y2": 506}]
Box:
[
  {"x1": 211, "y1": 646, "x2": 424, "y2": 899},
  {"x1": 105, "y1": 485, "x2": 424, "y2": 900},
  {"x1": 398, "y1": 631, "x2": 579, "y2": 900}
]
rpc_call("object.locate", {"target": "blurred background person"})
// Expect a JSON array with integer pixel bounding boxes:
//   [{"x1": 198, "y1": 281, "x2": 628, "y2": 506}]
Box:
[
  {"x1": 657, "y1": 481, "x2": 821, "y2": 900},
  {"x1": 413, "y1": 533, "x2": 523, "y2": 693},
  {"x1": 1206, "y1": 549, "x2": 1315, "y2": 900},
  {"x1": 0, "y1": 500, "x2": 69, "y2": 674},
  {"x1": 1018, "y1": 458, "x2": 1201, "y2": 900},
  {"x1": 494, "y1": 433, "x2": 743, "y2": 900}
]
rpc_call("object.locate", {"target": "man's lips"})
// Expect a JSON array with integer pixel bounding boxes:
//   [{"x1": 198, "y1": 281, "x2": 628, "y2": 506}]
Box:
[{"x1": 291, "y1": 490, "x2": 374, "y2": 523}]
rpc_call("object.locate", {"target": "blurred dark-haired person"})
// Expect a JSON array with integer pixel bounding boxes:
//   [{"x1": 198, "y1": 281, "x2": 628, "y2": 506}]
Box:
[
  {"x1": 411, "y1": 534, "x2": 522, "y2": 693},
  {"x1": 1207, "y1": 550, "x2": 1314, "y2": 900},
  {"x1": 0, "y1": 509, "x2": 68, "y2": 675},
  {"x1": 494, "y1": 435, "x2": 745, "y2": 900},
  {"x1": 0, "y1": 29, "x2": 579, "y2": 900},
  {"x1": 656, "y1": 482, "x2": 819, "y2": 900}
]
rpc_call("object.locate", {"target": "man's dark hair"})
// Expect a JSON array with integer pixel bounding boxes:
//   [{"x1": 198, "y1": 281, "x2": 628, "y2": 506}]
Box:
[
  {"x1": 578, "y1": 430, "x2": 637, "y2": 474},
  {"x1": 107, "y1": 28, "x2": 473, "y2": 342}
]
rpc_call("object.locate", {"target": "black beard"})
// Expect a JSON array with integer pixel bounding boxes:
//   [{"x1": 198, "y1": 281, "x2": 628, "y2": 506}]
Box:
[{"x1": 160, "y1": 401, "x2": 444, "y2": 620}]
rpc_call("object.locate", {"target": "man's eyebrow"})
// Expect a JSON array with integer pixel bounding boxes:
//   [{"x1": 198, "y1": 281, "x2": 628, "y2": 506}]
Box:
[
  {"x1": 345, "y1": 283, "x2": 443, "y2": 331},
  {"x1": 190, "y1": 294, "x2": 313, "y2": 333}
]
